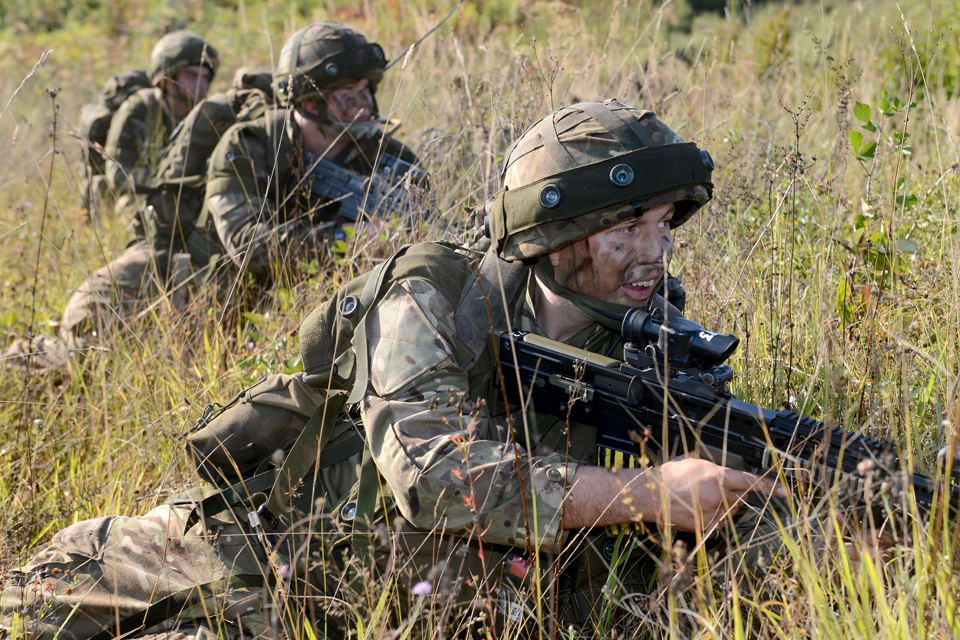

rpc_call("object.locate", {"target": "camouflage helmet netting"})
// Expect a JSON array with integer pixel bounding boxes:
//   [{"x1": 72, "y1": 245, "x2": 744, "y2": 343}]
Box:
[
  {"x1": 275, "y1": 22, "x2": 386, "y2": 106},
  {"x1": 493, "y1": 99, "x2": 713, "y2": 262},
  {"x1": 149, "y1": 30, "x2": 219, "y2": 86}
]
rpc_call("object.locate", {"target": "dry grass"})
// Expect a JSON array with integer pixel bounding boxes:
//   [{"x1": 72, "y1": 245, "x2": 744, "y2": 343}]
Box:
[{"x1": 2, "y1": 0, "x2": 960, "y2": 636}]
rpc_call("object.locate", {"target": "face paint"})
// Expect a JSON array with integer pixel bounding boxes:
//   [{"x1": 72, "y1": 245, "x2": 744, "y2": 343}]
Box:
[
  {"x1": 551, "y1": 203, "x2": 675, "y2": 306},
  {"x1": 324, "y1": 78, "x2": 374, "y2": 122}
]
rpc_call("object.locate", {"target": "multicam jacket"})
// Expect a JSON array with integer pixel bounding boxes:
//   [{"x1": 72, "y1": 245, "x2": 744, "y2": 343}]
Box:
[
  {"x1": 204, "y1": 109, "x2": 419, "y2": 277},
  {"x1": 353, "y1": 244, "x2": 622, "y2": 552},
  {"x1": 104, "y1": 87, "x2": 176, "y2": 194}
]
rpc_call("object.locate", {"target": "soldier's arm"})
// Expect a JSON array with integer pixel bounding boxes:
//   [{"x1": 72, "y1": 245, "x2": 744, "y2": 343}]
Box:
[
  {"x1": 104, "y1": 95, "x2": 153, "y2": 192},
  {"x1": 360, "y1": 278, "x2": 575, "y2": 552},
  {"x1": 206, "y1": 128, "x2": 339, "y2": 276}
]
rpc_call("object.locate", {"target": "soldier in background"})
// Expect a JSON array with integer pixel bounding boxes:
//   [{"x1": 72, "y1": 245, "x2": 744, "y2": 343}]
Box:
[
  {"x1": 3, "y1": 32, "x2": 226, "y2": 370},
  {"x1": 205, "y1": 22, "x2": 424, "y2": 280}
]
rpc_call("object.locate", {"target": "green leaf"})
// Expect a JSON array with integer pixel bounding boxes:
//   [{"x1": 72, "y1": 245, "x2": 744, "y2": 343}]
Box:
[
  {"x1": 896, "y1": 194, "x2": 918, "y2": 209},
  {"x1": 863, "y1": 121, "x2": 877, "y2": 132},
  {"x1": 849, "y1": 130, "x2": 863, "y2": 151},
  {"x1": 853, "y1": 226, "x2": 866, "y2": 246},
  {"x1": 854, "y1": 213, "x2": 867, "y2": 229},
  {"x1": 836, "y1": 279, "x2": 855, "y2": 323},
  {"x1": 858, "y1": 141, "x2": 877, "y2": 160},
  {"x1": 896, "y1": 177, "x2": 906, "y2": 190},
  {"x1": 895, "y1": 238, "x2": 920, "y2": 253},
  {"x1": 900, "y1": 145, "x2": 912, "y2": 156},
  {"x1": 853, "y1": 102, "x2": 872, "y2": 122}
]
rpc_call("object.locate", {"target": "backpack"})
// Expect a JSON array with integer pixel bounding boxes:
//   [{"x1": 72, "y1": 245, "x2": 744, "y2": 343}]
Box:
[
  {"x1": 78, "y1": 69, "x2": 152, "y2": 177},
  {"x1": 78, "y1": 70, "x2": 152, "y2": 217}
]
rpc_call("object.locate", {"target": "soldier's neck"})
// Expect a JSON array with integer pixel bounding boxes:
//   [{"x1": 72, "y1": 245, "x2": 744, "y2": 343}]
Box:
[
  {"x1": 295, "y1": 111, "x2": 349, "y2": 161},
  {"x1": 532, "y1": 273, "x2": 594, "y2": 343}
]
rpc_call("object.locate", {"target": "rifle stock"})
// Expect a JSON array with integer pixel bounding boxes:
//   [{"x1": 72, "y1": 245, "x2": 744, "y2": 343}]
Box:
[{"x1": 497, "y1": 309, "x2": 959, "y2": 517}]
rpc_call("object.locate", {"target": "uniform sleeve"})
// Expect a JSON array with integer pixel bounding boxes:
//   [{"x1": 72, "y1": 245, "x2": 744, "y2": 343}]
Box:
[
  {"x1": 360, "y1": 277, "x2": 577, "y2": 552},
  {"x1": 104, "y1": 96, "x2": 154, "y2": 192},
  {"x1": 205, "y1": 129, "x2": 336, "y2": 276}
]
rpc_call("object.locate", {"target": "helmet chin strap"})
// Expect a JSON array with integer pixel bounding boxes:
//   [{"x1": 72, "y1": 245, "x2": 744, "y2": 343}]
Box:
[{"x1": 533, "y1": 256, "x2": 661, "y2": 332}]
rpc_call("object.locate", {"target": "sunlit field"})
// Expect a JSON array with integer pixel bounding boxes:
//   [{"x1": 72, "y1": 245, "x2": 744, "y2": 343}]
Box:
[{"x1": 2, "y1": 0, "x2": 960, "y2": 636}]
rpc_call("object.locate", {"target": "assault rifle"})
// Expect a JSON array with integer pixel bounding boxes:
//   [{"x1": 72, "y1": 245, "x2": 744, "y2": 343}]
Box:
[
  {"x1": 304, "y1": 150, "x2": 427, "y2": 221},
  {"x1": 498, "y1": 306, "x2": 960, "y2": 516}
]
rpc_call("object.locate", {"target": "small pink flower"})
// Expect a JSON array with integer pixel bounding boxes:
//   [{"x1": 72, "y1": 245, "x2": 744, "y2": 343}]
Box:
[
  {"x1": 411, "y1": 581, "x2": 432, "y2": 596},
  {"x1": 277, "y1": 564, "x2": 290, "y2": 579},
  {"x1": 21, "y1": 201, "x2": 32, "y2": 209}
]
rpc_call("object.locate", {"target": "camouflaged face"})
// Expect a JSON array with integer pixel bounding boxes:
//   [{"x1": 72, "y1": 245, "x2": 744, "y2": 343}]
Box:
[
  {"x1": 498, "y1": 99, "x2": 709, "y2": 261},
  {"x1": 502, "y1": 186, "x2": 710, "y2": 261}
]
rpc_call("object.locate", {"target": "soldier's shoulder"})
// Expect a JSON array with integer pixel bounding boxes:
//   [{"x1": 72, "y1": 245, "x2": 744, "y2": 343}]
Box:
[
  {"x1": 118, "y1": 87, "x2": 162, "y2": 116},
  {"x1": 196, "y1": 92, "x2": 234, "y2": 113},
  {"x1": 386, "y1": 242, "x2": 476, "y2": 307}
]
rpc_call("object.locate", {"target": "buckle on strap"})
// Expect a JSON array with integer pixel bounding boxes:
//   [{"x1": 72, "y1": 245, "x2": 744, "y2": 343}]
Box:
[{"x1": 247, "y1": 504, "x2": 281, "y2": 548}]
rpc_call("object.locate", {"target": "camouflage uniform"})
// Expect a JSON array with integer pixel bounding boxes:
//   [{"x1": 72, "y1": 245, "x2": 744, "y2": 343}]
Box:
[
  {"x1": 0, "y1": 503, "x2": 307, "y2": 639},
  {"x1": 205, "y1": 23, "x2": 418, "y2": 279},
  {"x1": 205, "y1": 109, "x2": 418, "y2": 278},
  {"x1": 0, "y1": 102, "x2": 791, "y2": 638},
  {"x1": 57, "y1": 87, "x2": 233, "y2": 356},
  {"x1": 303, "y1": 102, "x2": 794, "y2": 632}
]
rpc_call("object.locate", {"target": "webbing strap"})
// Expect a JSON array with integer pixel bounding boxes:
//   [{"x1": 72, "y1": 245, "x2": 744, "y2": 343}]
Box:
[
  {"x1": 186, "y1": 428, "x2": 363, "y2": 532},
  {"x1": 185, "y1": 471, "x2": 275, "y2": 532},
  {"x1": 346, "y1": 246, "x2": 410, "y2": 406},
  {"x1": 349, "y1": 447, "x2": 381, "y2": 567},
  {"x1": 539, "y1": 111, "x2": 575, "y2": 168},
  {"x1": 86, "y1": 574, "x2": 265, "y2": 640},
  {"x1": 264, "y1": 394, "x2": 350, "y2": 522},
  {"x1": 454, "y1": 248, "x2": 529, "y2": 370},
  {"x1": 576, "y1": 101, "x2": 652, "y2": 149}
]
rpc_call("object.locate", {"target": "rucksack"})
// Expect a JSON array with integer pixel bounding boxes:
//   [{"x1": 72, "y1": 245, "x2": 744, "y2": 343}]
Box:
[
  {"x1": 79, "y1": 69, "x2": 152, "y2": 177},
  {"x1": 78, "y1": 70, "x2": 152, "y2": 217}
]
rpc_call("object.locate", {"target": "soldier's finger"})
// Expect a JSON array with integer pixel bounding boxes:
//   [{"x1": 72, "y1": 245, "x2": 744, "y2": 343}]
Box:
[{"x1": 721, "y1": 470, "x2": 787, "y2": 497}]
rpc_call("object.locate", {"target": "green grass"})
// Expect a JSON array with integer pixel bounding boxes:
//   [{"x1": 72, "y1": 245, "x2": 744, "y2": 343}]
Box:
[{"x1": 2, "y1": 0, "x2": 960, "y2": 637}]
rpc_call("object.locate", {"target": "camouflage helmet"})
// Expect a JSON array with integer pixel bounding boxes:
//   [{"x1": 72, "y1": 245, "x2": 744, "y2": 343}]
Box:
[
  {"x1": 149, "y1": 30, "x2": 219, "y2": 86},
  {"x1": 275, "y1": 22, "x2": 386, "y2": 108},
  {"x1": 490, "y1": 99, "x2": 714, "y2": 262}
]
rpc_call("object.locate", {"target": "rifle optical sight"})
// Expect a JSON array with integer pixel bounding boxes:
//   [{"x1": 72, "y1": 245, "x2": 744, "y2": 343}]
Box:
[{"x1": 622, "y1": 307, "x2": 739, "y2": 367}]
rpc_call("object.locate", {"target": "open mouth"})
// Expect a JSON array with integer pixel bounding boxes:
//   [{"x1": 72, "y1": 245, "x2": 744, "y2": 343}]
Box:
[{"x1": 620, "y1": 270, "x2": 662, "y2": 301}]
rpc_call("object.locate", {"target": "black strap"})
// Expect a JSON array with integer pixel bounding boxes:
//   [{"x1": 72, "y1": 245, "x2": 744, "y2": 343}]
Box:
[
  {"x1": 185, "y1": 432, "x2": 364, "y2": 531},
  {"x1": 538, "y1": 110, "x2": 576, "y2": 168},
  {"x1": 576, "y1": 101, "x2": 651, "y2": 148}
]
